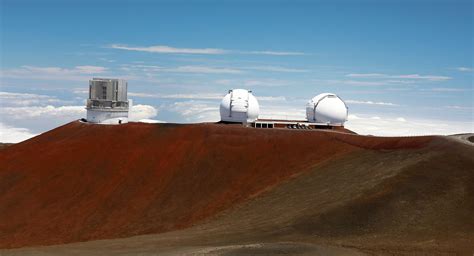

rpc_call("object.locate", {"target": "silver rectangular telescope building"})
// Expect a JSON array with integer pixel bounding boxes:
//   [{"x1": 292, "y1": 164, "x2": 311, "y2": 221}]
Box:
[{"x1": 86, "y1": 78, "x2": 129, "y2": 124}]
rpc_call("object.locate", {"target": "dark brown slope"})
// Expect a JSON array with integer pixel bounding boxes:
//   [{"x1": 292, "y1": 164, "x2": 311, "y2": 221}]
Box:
[
  {"x1": 186, "y1": 135, "x2": 474, "y2": 255},
  {"x1": 0, "y1": 143, "x2": 13, "y2": 150},
  {"x1": 0, "y1": 121, "x2": 437, "y2": 250}
]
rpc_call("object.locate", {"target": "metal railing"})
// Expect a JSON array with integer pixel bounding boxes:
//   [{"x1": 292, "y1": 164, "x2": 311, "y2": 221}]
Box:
[{"x1": 86, "y1": 99, "x2": 129, "y2": 109}]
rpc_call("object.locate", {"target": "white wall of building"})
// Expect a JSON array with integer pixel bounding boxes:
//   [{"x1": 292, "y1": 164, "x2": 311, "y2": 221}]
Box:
[{"x1": 86, "y1": 109, "x2": 129, "y2": 124}]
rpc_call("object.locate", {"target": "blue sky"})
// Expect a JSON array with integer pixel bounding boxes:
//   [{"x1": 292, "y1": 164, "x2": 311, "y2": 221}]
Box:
[{"x1": 1, "y1": 0, "x2": 473, "y2": 141}]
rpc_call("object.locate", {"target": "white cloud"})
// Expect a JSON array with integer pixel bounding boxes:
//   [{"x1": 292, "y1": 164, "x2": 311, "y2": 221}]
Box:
[
  {"x1": 454, "y1": 67, "x2": 473, "y2": 72},
  {"x1": 0, "y1": 123, "x2": 38, "y2": 143},
  {"x1": 1, "y1": 65, "x2": 107, "y2": 81},
  {"x1": 346, "y1": 73, "x2": 451, "y2": 81},
  {"x1": 122, "y1": 64, "x2": 162, "y2": 69},
  {"x1": 0, "y1": 102, "x2": 158, "y2": 141},
  {"x1": 258, "y1": 96, "x2": 287, "y2": 101},
  {"x1": 243, "y1": 79, "x2": 292, "y2": 87},
  {"x1": 110, "y1": 44, "x2": 228, "y2": 54},
  {"x1": 326, "y1": 79, "x2": 420, "y2": 87},
  {"x1": 0, "y1": 92, "x2": 86, "y2": 133},
  {"x1": 0, "y1": 92, "x2": 62, "y2": 106},
  {"x1": 214, "y1": 79, "x2": 232, "y2": 85},
  {"x1": 346, "y1": 73, "x2": 385, "y2": 78},
  {"x1": 121, "y1": 64, "x2": 243, "y2": 74},
  {"x1": 129, "y1": 104, "x2": 158, "y2": 121},
  {"x1": 169, "y1": 101, "x2": 220, "y2": 122},
  {"x1": 393, "y1": 74, "x2": 451, "y2": 81},
  {"x1": 2, "y1": 103, "x2": 156, "y2": 120},
  {"x1": 330, "y1": 73, "x2": 452, "y2": 87},
  {"x1": 2, "y1": 105, "x2": 85, "y2": 119},
  {"x1": 167, "y1": 99, "x2": 304, "y2": 123},
  {"x1": 430, "y1": 87, "x2": 470, "y2": 92},
  {"x1": 345, "y1": 100, "x2": 398, "y2": 106},
  {"x1": 123, "y1": 64, "x2": 308, "y2": 74},
  {"x1": 98, "y1": 58, "x2": 116, "y2": 63},
  {"x1": 258, "y1": 105, "x2": 306, "y2": 120},
  {"x1": 164, "y1": 66, "x2": 242, "y2": 74},
  {"x1": 384, "y1": 80, "x2": 417, "y2": 84},
  {"x1": 246, "y1": 50, "x2": 306, "y2": 56},
  {"x1": 109, "y1": 44, "x2": 305, "y2": 56},
  {"x1": 444, "y1": 105, "x2": 473, "y2": 110},
  {"x1": 75, "y1": 65, "x2": 107, "y2": 73},
  {"x1": 73, "y1": 88, "x2": 89, "y2": 94},
  {"x1": 327, "y1": 79, "x2": 389, "y2": 86},
  {"x1": 3, "y1": 104, "x2": 157, "y2": 121},
  {"x1": 129, "y1": 92, "x2": 223, "y2": 100},
  {"x1": 244, "y1": 66, "x2": 308, "y2": 73},
  {"x1": 129, "y1": 92, "x2": 286, "y2": 102},
  {"x1": 345, "y1": 114, "x2": 473, "y2": 136}
]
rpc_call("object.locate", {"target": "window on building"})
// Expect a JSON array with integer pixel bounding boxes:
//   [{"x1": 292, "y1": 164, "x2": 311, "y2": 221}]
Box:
[{"x1": 102, "y1": 86, "x2": 107, "y2": 99}]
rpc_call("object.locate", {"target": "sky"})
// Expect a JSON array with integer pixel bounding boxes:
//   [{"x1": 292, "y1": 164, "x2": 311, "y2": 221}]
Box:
[{"x1": 1, "y1": 0, "x2": 473, "y2": 142}]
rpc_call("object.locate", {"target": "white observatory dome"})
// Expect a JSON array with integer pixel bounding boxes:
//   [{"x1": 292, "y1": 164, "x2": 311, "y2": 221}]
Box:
[
  {"x1": 306, "y1": 93, "x2": 348, "y2": 126},
  {"x1": 220, "y1": 89, "x2": 259, "y2": 123}
]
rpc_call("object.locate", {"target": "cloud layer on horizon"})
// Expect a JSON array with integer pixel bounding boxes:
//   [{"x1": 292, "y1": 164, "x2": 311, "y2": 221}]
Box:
[{"x1": 0, "y1": 92, "x2": 159, "y2": 143}]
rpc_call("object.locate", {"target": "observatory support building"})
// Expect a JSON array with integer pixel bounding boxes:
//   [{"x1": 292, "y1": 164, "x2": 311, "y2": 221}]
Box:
[{"x1": 86, "y1": 78, "x2": 129, "y2": 124}]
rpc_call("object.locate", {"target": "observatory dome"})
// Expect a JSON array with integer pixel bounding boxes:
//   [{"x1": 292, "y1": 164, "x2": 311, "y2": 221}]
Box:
[
  {"x1": 220, "y1": 89, "x2": 259, "y2": 123},
  {"x1": 306, "y1": 93, "x2": 348, "y2": 126}
]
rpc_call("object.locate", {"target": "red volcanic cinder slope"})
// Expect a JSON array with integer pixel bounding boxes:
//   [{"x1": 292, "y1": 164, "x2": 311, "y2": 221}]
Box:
[{"x1": 0, "y1": 121, "x2": 433, "y2": 248}]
